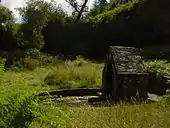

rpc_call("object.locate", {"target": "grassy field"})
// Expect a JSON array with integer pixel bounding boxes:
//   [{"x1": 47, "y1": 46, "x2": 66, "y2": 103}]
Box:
[{"x1": 1, "y1": 57, "x2": 170, "y2": 127}]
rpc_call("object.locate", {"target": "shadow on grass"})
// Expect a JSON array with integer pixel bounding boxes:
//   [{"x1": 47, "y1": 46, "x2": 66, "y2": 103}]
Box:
[{"x1": 38, "y1": 95, "x2": 157, "y2": 108}]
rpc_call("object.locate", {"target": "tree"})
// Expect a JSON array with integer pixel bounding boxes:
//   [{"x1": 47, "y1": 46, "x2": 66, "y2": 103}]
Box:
[
  {"x1": 65, "y1": 0, "x2": 89, "y2": 21},
  {"x1": 0, "y1": 6, "x2": 19, "y2": 51},
  {"x1": 17, "y1": 0, "x2": 62, "y2": 50},
  {"x1": 0, "y1": 6, "x2": 14, "y2": 38},
  {"x1": 96, "y1": 0, "x2": 108, "y2": 5}
]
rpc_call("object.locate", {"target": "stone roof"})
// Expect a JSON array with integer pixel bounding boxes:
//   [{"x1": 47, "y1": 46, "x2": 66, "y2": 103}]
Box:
[{"x1": 108, "y1": 46, "x2": 147, "y2": 74}]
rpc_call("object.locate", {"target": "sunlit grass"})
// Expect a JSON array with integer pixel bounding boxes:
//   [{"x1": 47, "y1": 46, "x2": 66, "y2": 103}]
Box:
[
  {"x1": 2, "y1": 57, "x2": 170, "y2": 128},
  {"x1": 30, "y1": 100, "x2": 170, "y2": 128},
  {"x1": 69, "y1": 103, "x2": 167, "y2": 128}
]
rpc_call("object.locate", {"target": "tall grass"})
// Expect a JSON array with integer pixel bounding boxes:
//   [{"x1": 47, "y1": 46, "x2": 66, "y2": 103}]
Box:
[
  {"x1": 30, "y1": 99, "x2": 170, "y2": 128},
  {"x1": 29, "y1": 105, "x2": 71, "y2": 128},
  {"x1": 68, "y1": 100, "x2": 170, "y2": 128},
  {"x1": 1, "y1": 56, "x2": 170, "y2": 128},
  {"x1": 0, "y1": 58, "x2": 37, "y2": 127},
  {"x1": 44, "y1": 57, "x2": 103, "y2": 89}
]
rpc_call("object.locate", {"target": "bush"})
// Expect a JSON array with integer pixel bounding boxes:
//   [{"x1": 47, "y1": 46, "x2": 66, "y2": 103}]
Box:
[
  {"x1": 24, "y1": 48, "x2": 61, "y2": 66},
  {"x1": 0, "y1": 60, "x2": 36, "y2": 127},
  {"x1": 0, "y1": 90, "x2": 36, "y2": 127},
  {"x1": 8, "y1": 49, "x2": 62, "y2": 71},
  {"x1": 10, "y1": 57, "x2": 40, "y2": 71},
  {"x1": 70, "y1": 56, "x2": 89, "y2": 67},
  {"x1": 144, "y1": 60, "x2": 170, "y2": 95},
  {"x1": 38, "y1": 53, "x2": 61, "y2": 66},
  {"x1": 144, "y1": 60, "x2": 170, "y2": 77},
  {"x1": 22, "y1": 57, "x2": 40, "y2": 70},
  {"x1": 24, "y1": 48, "x2": 41, "y2": 59},
  {"x1": 44, "y1": 70, "x2": 71, "y2": 89}
]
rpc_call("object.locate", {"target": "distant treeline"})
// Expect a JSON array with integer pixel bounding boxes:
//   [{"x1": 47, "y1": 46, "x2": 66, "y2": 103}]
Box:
[{"x1": 1, "y1": 0, "x2": 170, "y2": 61}]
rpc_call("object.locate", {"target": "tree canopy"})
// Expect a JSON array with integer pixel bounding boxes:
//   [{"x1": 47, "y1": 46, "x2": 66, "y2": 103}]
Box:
[{"x1": 0, "y1": 0, "x2": 170, "y2": 60}]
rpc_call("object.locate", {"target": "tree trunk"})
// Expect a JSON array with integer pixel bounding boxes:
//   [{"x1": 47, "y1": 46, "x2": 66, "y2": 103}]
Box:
[{"x1": 76, "y1": 0, "x2": 88, "y2": 21}]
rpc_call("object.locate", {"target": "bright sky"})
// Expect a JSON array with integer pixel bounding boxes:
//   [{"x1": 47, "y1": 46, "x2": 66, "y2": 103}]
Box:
[
  {"x1": 1, "y1": 0, "x2": 71, "y2": 22},
  {"x1": 1, "y1": 0, "x2": 95, "y2": 22}
]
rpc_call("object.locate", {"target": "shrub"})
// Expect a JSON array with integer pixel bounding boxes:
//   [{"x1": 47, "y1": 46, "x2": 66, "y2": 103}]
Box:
[
  {"x1": 38, "y1": 53, "x2": 61, "y2": 66},
  {"x1": 65, "y1": 56, "x2": 89, "y2": 67},
  {"x1": 44, "y1": 70, "x2": 71, "y2": 89},
  {"x1": 24, "y1": 48, "x2": 41, "y2": 59},
  {"x1": 144, "y1": 60, "x2": 170, "y2": 95},
  {"x1": 10, "y1": 57, "x2": 39, "y2": 71},
  {"x1": 8, "y1": 49, "x2": 61, "y2": 71},
  {"x1": 0, "y1": 90, "x2": 36, "y2": 127},
  {"x1": 24, "y1": 48, "x2": 61, "y2": 66},
  {"x1": 0, "y1": 60, "x2": 36, "y2": 127},
  {"x1": 22, "y1": 57, "x2": 40, "y2": 70},
  {"x1": 144, "y1": 60, "x2": 170, "y2": 77}
]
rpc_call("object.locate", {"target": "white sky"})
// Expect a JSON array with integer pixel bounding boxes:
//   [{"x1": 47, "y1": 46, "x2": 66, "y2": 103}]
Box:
[{"x1": 1, "y1": 0, "x2": 95, "y2": 22}]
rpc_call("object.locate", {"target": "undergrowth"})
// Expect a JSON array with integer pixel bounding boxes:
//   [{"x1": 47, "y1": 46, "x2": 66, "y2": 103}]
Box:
[
  {"x1": 44, "y1": 56, "x2": 102, "y2": 89},
  {"x1": 144, "y1": 60, "x2": 170, "y2": 77},
  {"x1": 0, "y1": 58, "x2": 36, "y2": 128},
  {"x1": 1, "y1": 55, "x2": 170, "y2": 127},
  {"x1": 8, "y1": 49, "x2": 62, "y2": 71}
]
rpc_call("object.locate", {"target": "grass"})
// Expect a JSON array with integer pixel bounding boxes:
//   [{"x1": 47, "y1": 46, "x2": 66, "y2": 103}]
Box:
[
  {"x1": 0, "y1": 59, "x2": 36, "y2": 127},
  {"x1": 69, "y1": 102, "x2": 170, "y2": 128},
  {"x1": 44, "y1": 61, "x2": 102, "y2": 89},
  {"x1": 1, "y1": 56, "x2": 170, "y2": 127},
  {"x1": 29, "y1": 100, "x2": 170, "y2": 128}
]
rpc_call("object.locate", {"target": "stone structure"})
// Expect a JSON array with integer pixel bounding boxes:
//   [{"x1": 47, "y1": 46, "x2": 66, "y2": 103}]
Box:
[{"x1": 102, "y1": 46, "x2": 149, "y2": 100}]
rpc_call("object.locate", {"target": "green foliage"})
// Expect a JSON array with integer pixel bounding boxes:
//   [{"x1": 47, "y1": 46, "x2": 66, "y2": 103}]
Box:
[
  {"x1": 2, "y1": 58, "x2": 170, "y2": 127},
  {"x1": 144, "y1": 60, "x2": 170, "y2": 95},
  {"x1": 44, "y1": 57, "x2": 102, "y2": 89},
  {"x1": 87, "y1": 5, "x2": 107, "y2": 17},
  {"x1": 24, "y1": 49, "x2": 61, "y2": 66},
  {"x1": 44, "y1": 70, "x2": 71, "y2": 89},
  {"x1": 17, "y1": 0, "x2": 64, "y2": 50},
  {"x1": 1, "y1": 0, "x2": 170, "y2": 61},
  {"x1": 9, "y1": 49, "x2": 61, "y2": 71},
  {"x1": 67, "y1": 101, "x2": 170, "y2": 128},
  {"x1": 0, "y1": 58, "x2": 6, "y2": 85},
  {"x1": 84, "y1": 0, "x2": 144, "y2": 24},
  {"x1": 30, "y1": 105, "x2": 71, "y2": 128},
  {"x1": 0, "y1": 6, "x2": 14, "y2": 28},
  {"x1": 144, "y1": 60, "x2": 170, "y2": 77},
  {"x1": 86, "y1": 0, "x2": 120, "y2": 18},
  {"x1": 2, "y1": 0, "x2": 170, "y2": 125},
  {"x1": 22, "y1": 57, "x2": 40, "y2": 70},
  {"x1": 67, "y1": 56, "x2": 89, "y2": 67},
  {"x1": 0, "y1": 6, "x2": 19, "y2": 51},
  {"x1": 0, "y1": 90, "x2": 36, "y2": 127},
  {"x1": 0, "y1": 61, "x2": 37, "y2": 127},
  {"x1": 9, "y1": 57, "x2": 39, "y2": 71}
]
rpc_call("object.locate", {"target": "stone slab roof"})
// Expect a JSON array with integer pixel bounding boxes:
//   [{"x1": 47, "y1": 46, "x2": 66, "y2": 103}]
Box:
[{"x1": 108, "y1": 46, "x2": 147, "y2": 74}]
